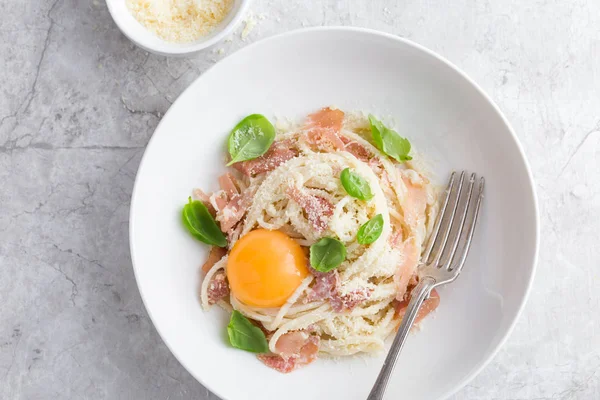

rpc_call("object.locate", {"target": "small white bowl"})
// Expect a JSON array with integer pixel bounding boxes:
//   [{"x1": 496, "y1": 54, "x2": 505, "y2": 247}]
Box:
[{"x1": 106, "y1": 0, "x2": 251, "y2": 56}]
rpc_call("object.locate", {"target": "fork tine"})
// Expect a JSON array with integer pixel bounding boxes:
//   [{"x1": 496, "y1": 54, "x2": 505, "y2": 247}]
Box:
[
  {"x1": 449, "y1": 177, "x2": 485, "y2": 272},
  {"x1": 422, "y1": 172, "x2": 456, "y2": 263},
  {"x1": 430, "y1": 171, "x2": 466, "y2": 268},
  {"x1": 440, "y1": 173, "x2": 476, "y2": 269}
]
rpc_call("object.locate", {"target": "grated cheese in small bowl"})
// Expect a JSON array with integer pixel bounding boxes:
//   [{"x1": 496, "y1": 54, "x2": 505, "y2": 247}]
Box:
[
  {"x1": 125, "y1": 0, "x2": 233, "y2": 44},
  {"x1": 106, "y1": 0, "x2": 250, "y2": 56}
]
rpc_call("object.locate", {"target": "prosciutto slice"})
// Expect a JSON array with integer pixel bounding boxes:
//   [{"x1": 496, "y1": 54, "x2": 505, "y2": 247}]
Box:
[
  {"x1": 402, "y1": 175, "x2": 428, "y2": 230},
  {"x1": 258, "y1": 332, "x2": 320, "y2": 373},
  {"x1": 345, "y1": 142, "x2": 372, "y2": 161},
  {"x1": 394, "y1": 288, "x2": 440, "y2": 325},
  {"x1": 218, "y1": 172, "x2": 239, "y2": 198},
  {"x1": 339, "y1": 135, "x2": 373, "y2": 162},
  {"x1": 207, "y1": 271, "x2": 229, "y2": 304},
  {"x1": 257, "y1": 354, "x2": 296, "y2": 373},
  {"x1": 210, "y1": 173, "x2": 253, "y2": 234},
  {"x1": 393, "y1": 237, "x2": 421, "y2": 301},
  {"x1": 305, "y1": 267, "x2": 371, "y2": 312},
  {"x1": 275, "y1": 331, "x2": 311, "y2": 359},
  {"x1": 330, "y1": 287, "x2": 373, "y2": 312},
  {"x1": 201, "y1": 246, "x2": 227, "y2": 273},
  {"x1": 192, "y1": 188, "x2": 217, "y2": 216},
  {"x1": 305, "y1": 107, "x2": 346, "y2": 151},
  {"x1": 286, "y1": 187, "x2": 334, "y2": 233},
  {"x1": 217, "y1": 193, "x2": 250, "y2": 233},
  {"x1": 232, "y1": 140, "x2": 297, "y2": 177},
  {"x1": 305, "y1": 268, "x2": 339, "y2": 302}
]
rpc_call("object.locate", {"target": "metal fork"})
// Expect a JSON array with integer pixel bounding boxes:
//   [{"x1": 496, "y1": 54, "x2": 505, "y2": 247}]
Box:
[{"x1": 367, "y1": 171, "x2": 485, "y2": 400}]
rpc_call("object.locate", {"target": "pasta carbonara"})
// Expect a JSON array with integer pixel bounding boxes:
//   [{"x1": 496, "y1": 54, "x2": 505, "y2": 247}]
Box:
[{"x1": 191, "y1": 108, "x2": 438, "y2": 373}]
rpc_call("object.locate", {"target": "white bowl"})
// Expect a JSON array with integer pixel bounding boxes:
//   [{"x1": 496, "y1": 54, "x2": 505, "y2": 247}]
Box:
[
  {"x1": 129, "y1": 27, "x2": 539, "y2": 400},
  {"x1": 106, "y1": 0, "x2": 251, "y2": 56}
]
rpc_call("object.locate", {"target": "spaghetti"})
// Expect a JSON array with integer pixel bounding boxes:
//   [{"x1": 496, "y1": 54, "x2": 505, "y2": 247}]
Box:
[{"x1": 196, "y1": 108, "x2": 438, "y2": 369}]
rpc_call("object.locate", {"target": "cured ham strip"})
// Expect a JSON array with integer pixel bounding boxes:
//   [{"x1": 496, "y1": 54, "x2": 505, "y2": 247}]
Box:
[
  {"x1": 207, "y1": 271, "x2": 229, "y2": 304},
  {"x1": 307, "y1": 107, "x2": 345, "y2": 133},
  {"x1": 393, "y1": 237, "x2": 420, "y2": 301},
  {"x1": 286, "y1": 187, "x2": 334, "y2": 233},
  {"x1": 296, "y1": 335, "x2": 320, "y2": 365},
  {"x1": 402, "y1": 175, "x2": 428, "y2": 230},
  {"x1": 212, "y1": 173, "x2": 253, "y2": 234},
  {"x1": 193, "y1": 188, "x2": 216, "y2": 216},
  {"x1": 394, "y1": 288, "x2": 440, "y2": 325},
  {"x1": 259, "y1": 333, "x2": 320, "y2": 373},
  {"x1": 218, "y1": 172, "x2": 239, "y2": 198},
  {"x1": 258, "y1": 354, "x2": 296, "y2": 373},
  {"x1": 275, "y1": 331, "x2": 310, "y2": 359},
  {"x1": 346, "y1": 142, "x2": 372, "y2": 161},
  {"x1": 210, "y1": 191, "x2": 228, "y2": 213},
  {"x1": 339, "y1": 136, "x2": 373, "y2": 162},
  {"x1": 391, "y1": 174, "x2": 429, "y2": 300},
  {"x1": 305, "y1": 267, "x2": 370, "y2": 312},
  {"x1": 201, "y1": 246, "x2": 227, "y2": 273},
  {"x1": 193, "y1": 188, "x2": 211, "y2": 204},
  {"x1": 305, "y1": 108, "x2": 346, "y2": 151},
  {"x1": 218, "y1": 193, "x2": 249, "y2": 233},
  {"x1": 227, "y1": 222, "x2": 243, "y2": 245},
  {"x1": 305, "y1": 268, "x2": 339, "y2": 302},
  {"x1": 330, "y1": 287, "x2": 373, "y2": 313},
  {"x1": 232, "y1": 140, "x2": 297, "y2": 177}
]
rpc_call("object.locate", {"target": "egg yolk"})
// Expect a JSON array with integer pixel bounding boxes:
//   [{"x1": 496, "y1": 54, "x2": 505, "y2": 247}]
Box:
[{"x1": 227, "y1": 229, "x2": 309, "y2": 308}]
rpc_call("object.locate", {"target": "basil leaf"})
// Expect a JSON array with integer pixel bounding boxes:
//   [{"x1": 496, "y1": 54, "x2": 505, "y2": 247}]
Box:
[
  {"x1": 357, "y1": 214, "x2": 384, "y2": 245},
  {"x1": 226, "y1": 114, "x2": 276, "y2": 165},
  {"x1": 310, "y1": 237, "x2": 347, "y2": 273},
  {"x1": 182, "y1": 197, "x2": 227, "y2": 247},
  {"x1": 368, "y1": 114, "x2": 412, "y2": 162},
  {"x1": 227, "y1": 310, "x2": 269, "y2": 353},
  {"x1": 340, "y1": 168, "x2": 374, "y2": 201}
]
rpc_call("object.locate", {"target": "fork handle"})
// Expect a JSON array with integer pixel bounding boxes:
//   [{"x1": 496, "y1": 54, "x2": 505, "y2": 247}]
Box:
[{"x1": 366, "y1": 276, "x2": 436, "y2": 400}]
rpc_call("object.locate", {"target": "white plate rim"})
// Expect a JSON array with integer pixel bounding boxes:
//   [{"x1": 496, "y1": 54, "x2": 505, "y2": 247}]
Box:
[{"x1": 129, "y1": 26, "x2": 540, "y2": 400}]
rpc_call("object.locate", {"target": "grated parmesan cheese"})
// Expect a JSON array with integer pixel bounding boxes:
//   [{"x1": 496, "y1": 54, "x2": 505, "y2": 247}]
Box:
[
  {"x1": 240, "y1": 12, "x2": 256, "y2": 40},
  {"x1": 126, "y1": 0, "x2": 233, "y2": 43}
]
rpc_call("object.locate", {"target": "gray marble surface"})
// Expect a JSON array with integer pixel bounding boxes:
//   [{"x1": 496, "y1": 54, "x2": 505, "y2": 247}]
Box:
[{"x1": 1, "y1": 0, "x2": 599, "y2": 399}]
